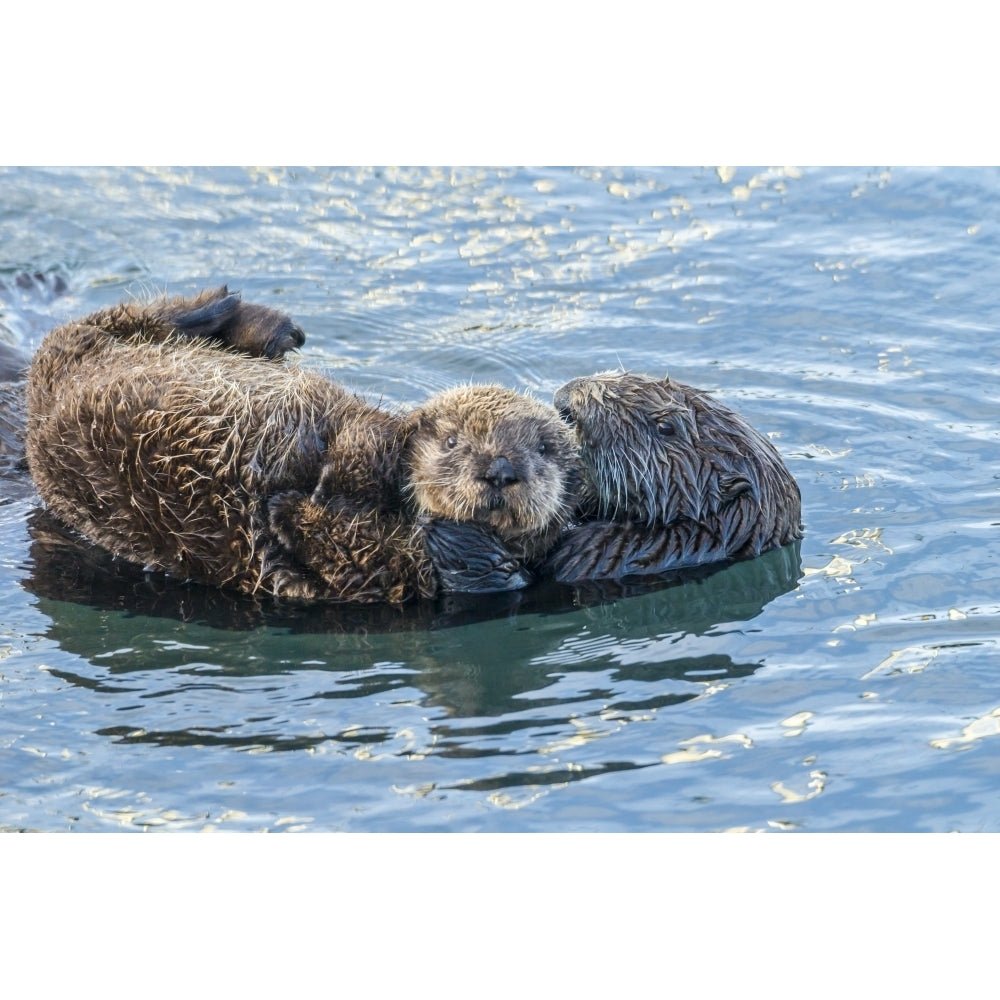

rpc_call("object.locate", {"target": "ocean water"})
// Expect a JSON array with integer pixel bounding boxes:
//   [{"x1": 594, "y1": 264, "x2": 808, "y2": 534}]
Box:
[{"x1": 1, "y1": 165, "x2": 998, "y2": 832}]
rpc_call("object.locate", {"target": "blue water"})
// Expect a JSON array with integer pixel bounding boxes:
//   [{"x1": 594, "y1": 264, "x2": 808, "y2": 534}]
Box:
[{"x1": 1, "y1": 166, "x2": 998, "y2": 832}]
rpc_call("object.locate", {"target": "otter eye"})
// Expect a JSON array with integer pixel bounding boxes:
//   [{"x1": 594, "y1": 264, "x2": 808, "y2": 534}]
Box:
[
  {"x1": 538, "y1": 441, "x2": 547, "y2": 455},
  {"x1": 656, "y1": 420, "x2": 676, "y2": 438},
  {"x1": 445, "y1": 436, "x2": 457, "y2": 450}
]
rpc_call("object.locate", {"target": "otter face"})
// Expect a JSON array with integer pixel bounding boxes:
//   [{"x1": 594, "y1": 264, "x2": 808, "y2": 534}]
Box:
[
  {"x1": 406, "y1": 385, "x2": 579, "y2": 550},
  {"x1": 554, "y1": 370, "x2": 795, "y2": 527}
]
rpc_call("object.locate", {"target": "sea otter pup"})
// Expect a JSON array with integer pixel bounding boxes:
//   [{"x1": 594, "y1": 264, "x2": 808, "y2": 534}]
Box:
[
  {"x1": 25, "y1": 288, "x2": 578, "y2": 603},
  {"x1": 541, "y1": 371, "x2": 802, "y2": 582},
  {"x1": 267, "y1": 382, "x2": 578, "y2": 597}
]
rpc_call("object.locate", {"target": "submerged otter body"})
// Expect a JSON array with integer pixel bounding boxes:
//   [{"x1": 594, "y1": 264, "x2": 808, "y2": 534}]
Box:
[
  {"x1": 26, "y1": 289, "x2": 577, "y2": 603},
  {"x1": 543, "y1": 371, "x2": 802, "y2": 582}
]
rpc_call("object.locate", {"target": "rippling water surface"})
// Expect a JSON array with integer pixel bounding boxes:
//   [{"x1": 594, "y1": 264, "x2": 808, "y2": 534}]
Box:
[{"x1": 2, "y1": 166, "x2": 998, "y2": 832}]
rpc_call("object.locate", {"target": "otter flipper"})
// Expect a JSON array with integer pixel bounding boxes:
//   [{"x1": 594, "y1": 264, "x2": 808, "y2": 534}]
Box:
[
  {"x1": 223, "y1": 302, "x2": 305, "y2": 359},
  {"x1": 418, "y1": 517, "x2": 533, "y2": 593},
  {"x1": 168, "y1": 289, "x2": 243, "y2": 339},
  {"x1": 165, "y1": 287, "x2": 306, "y2": 359}
]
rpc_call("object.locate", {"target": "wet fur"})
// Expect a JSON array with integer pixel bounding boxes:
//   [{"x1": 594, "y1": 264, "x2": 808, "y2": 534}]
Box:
[
  {"x1": 405, "y1": 384, "x2": 578, "y2": 565},
  {"x1": 268, "y1": 383, "x2": 578, "y2": 596},
  {"x1": 26, "y1": 288, "x2": 408, "y2": 600},
  {"x1": 26, "y1": 288, "x2": 577, "y2": 603},
  {"x1": 543, "y1": 371, "x2": 803, "y2": 581}
]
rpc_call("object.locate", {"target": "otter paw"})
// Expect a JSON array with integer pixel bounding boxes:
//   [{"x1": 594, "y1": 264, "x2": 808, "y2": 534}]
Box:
[{"x1": 418, "y1": 517, "x2": 533, "y2": 593}]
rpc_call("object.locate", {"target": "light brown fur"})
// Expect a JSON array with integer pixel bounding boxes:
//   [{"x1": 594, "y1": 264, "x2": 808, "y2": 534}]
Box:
[
  {"x1": 26, "y1": 288, "x2": 577, "y2": 603},
  {"x1": 404, "y1": 385, "x2": 578, "y2": 564},
  {"x1": 266, "y1": 383, "x2": 578, "y2": 598}
]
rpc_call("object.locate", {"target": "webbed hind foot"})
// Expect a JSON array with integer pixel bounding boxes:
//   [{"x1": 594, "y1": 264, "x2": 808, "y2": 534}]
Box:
[{"x1": 162, "y1": 286, "x2": 306, "y2": 359}]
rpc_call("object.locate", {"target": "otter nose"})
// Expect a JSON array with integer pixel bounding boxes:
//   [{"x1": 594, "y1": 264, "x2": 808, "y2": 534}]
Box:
[{"x1": 484, "y1": 456, "x2": 518, "y2": 488}]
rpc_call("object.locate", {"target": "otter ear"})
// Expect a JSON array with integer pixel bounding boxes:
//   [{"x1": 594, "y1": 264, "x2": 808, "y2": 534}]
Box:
[
  {"x1": 403, "y1": 406, "x2": 438, "y2": 434},
  {"x1": 401, "y1": 410, "x2": 428, "y2": 439}
]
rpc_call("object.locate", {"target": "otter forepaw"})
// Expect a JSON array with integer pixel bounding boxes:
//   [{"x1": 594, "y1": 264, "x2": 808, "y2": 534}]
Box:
[{"x1": 418, "y1": 517, "x2": 533, "y2": 593}]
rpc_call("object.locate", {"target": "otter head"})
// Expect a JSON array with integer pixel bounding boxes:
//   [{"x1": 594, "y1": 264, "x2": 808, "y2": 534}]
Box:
[
  {"x1": 405, "y1": 385, "x2": 580, "y2": 557},
  {"x1": 554, "y1": 370, "x2": 801, "y2": 534}
]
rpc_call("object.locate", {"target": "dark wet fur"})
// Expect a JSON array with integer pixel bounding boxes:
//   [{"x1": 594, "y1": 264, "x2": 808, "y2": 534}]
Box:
[{"x1": 542, "y1": 371, "x2": 803, "y2": 582}]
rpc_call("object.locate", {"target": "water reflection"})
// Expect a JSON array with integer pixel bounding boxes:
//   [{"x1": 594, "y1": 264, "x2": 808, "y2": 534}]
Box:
[
  {"x1": 26, "y1": 508, "x2": 802, "y2": 637},
  {"x1": 23, "y1": 508, "x2": 803, "y2": 760}
]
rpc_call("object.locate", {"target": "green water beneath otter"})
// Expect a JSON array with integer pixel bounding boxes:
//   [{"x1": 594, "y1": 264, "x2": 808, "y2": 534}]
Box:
[{"x1": 1, "y1": 166, "x2": 998, "y2": 832}]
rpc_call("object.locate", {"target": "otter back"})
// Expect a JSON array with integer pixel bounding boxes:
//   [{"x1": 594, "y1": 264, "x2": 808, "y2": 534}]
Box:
[{"x1": 26, "y1": 328, "x2": 401, "y2": 595}]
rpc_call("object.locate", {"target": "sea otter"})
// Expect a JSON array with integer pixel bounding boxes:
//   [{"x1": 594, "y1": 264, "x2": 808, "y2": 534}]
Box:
[
  {"x1": 266, "y1": 383, "x2": 579, "y2": 599},
  {"x1": 541, "y1": 370, "x2": 802, "y2": 582},
  {"x1": 25, "y1": 288, "x2": 578, "y2": 603}
]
